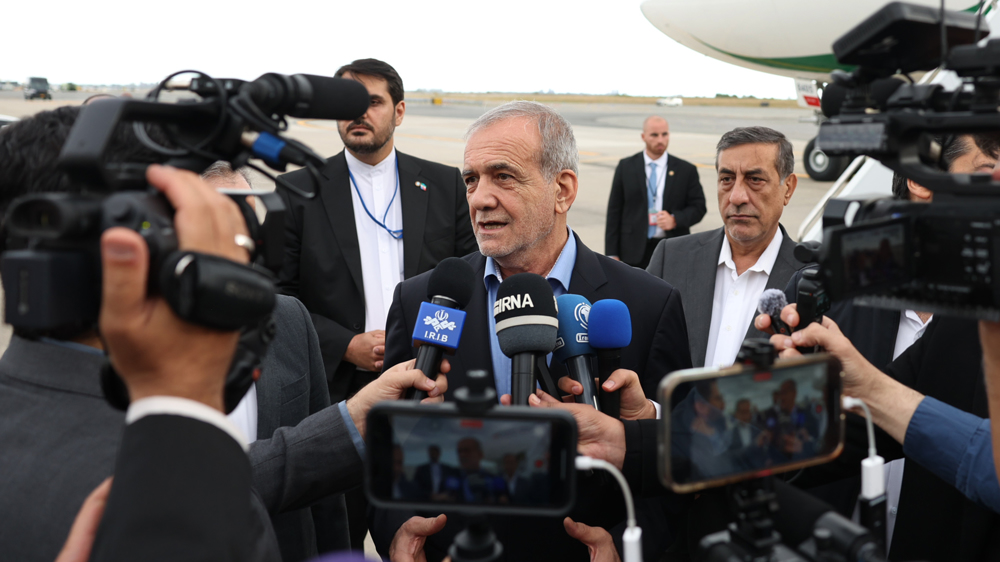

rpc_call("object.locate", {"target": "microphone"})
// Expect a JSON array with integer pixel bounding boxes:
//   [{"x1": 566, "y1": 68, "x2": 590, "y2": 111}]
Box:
[
  {"x1": 587, "y1": 299, "x2": 632, "y2": 419},
  {"x1": 773, "y1": 480, "x2": 885, "y2": 561},
  {"x1": 553, "y1": 294, "x2": 599, "y2": 409},
  {"x1": 494, "y1": 273, "x2": 559, "y2": 406},
  {"x1": 410, "y1": 258, "x2": 476, "y2": 401},
  {"x1": 758, "y1": 288, "x2": 793, "y2": 336},
  {"x1": 244, "y1": 73, "x2": 370, "y2": 120}
]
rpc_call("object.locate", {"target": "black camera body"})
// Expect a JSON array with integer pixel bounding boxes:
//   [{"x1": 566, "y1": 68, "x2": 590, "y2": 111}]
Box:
[
  {"x1": 811, "y1": 2, "x2": 1000, "y2": 319},
  {"x1": 0, "y1": 71, "x2": 369, "y2": 333}
]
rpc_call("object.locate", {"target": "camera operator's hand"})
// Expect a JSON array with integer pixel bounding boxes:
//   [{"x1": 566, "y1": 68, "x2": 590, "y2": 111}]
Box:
[
  {"x1": 563, "y1": 518, "x2": 622, "y2": 562},
  {"x1": 557, "y1": 369, "x2": 656, "y2": 420},
  {"x1": 525, "y1": 391, "x2": 627, "y2": 470},
  {"x1": 346, "y1": 329, "x2": 386, "y2": 372},
  {"x1": 389, "y1": 514, "x2": 447, "y2": 562},
  {"x1": 55, "y1": 478, "x2": 112, "y2": 562},
  {"x1": 346, "y1": 358, "x2": 449, "y2": 439},
  {"x1": 100, "y1": 165, "x2": 248, "y2": 411}
]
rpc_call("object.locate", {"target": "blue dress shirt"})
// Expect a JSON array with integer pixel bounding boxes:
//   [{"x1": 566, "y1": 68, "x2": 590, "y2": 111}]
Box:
[
  {"x1": 903, "y1": 396, "x2": 1000, "y2": 513},
  {"x1": 484, "y1": 228, "x2": 578, "y2": 399}
]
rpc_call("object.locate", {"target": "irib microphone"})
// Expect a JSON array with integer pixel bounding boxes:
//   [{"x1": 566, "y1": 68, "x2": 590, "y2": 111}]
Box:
[
  {"x1": 588, "y1": 299, "x2": 632, "y2": 419},
  {"x1": 410, "y1": 258, "x2": 475, "y2": 401},
  {"x1": 494, "y1": 273, "x2": 558, "y2": 406},
  {"x1": 553, "y1": 294, "x2": 599, "y2": 409}
]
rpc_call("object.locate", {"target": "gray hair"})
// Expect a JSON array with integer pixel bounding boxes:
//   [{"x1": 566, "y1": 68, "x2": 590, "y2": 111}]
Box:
[
  {"x1": 465, "y1": 101, "x2": 578, "y2": 180},
  {"x1": 201, "y1": 160, "x2": 252, "y2": 187},
  {"x1": 715, "y1": 126, "x2": 795, "y2": 180}
]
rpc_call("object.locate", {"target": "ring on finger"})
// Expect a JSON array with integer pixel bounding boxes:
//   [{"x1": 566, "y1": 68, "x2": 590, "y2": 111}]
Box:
[{"x1": 235, "y1": 233, "x2": 256, "y2": 255}]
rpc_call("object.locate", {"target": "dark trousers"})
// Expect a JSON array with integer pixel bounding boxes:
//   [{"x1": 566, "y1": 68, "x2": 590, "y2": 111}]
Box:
[{"x1": 630, "y1": 237, "x2": 663, "y2": 270}]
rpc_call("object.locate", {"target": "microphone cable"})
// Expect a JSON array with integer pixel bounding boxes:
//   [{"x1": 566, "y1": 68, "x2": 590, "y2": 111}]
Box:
[{"x1": 575, "y1": 456, "x2": 642, "y2": 562}]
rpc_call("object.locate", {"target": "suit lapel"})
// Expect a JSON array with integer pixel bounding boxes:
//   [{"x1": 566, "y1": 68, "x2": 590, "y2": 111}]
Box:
[
  {"x1": 254, "y1": 369, "x2": 280, "y2": 440},
  {"x1": 661, "y1": 154, "x2": 675, "y2": 210},
  {"x1": 632, "y1": 153, "x2": 648, "y2": 202},
  {"x1": 688, "y1": 229, "x2": 725, "y2": 366},
  {"x1": 457, "y1": 254, "x2": 496, "y2": 387},
  {"x1": 398, "y1": 152, "x2": 429, "y2": 279},
  {"x1": 320, "y1": 152, "x2": 365, "y2": 298},
  {"x1": 567, "y1": 235, "x2": 608, "y2": 298}
]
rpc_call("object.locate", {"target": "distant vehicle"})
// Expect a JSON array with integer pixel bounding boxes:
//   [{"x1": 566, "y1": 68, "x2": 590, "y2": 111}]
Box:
[
  {"x1": 24, "y1": 77, "x2": 51, "y2": 100},
  {"x1": 0, "y1": 115, "x2": 19, "y2": 128},
  {"x1": 656, "y1": 97, "x2": 684, "y2": 107}
]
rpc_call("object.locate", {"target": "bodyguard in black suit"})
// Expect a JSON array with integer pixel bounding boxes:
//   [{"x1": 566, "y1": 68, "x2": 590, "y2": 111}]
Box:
[
  {"x1": 375, "y1": 101, "x2": 692, "y2": 562},
  {"x1": 278, "y1": 58, "x2": 476, "y2": 550},
  {"x1": 605, "y1": 116, "x2": 706, "y2": 268}
]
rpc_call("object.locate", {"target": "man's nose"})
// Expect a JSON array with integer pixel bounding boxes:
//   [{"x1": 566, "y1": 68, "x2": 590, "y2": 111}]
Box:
[
  {"x1": 729, "y1": 178, "x2": 751, "y2": 207},
  {"x1": 467, "y1": 180, "x2": 498, "y2": 211}
]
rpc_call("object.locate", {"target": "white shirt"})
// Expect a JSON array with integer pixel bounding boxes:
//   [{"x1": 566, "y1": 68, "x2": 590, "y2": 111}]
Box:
[
  {"x1": 345, "y1": 149, "x2": 405, "y2": 334},
  {"x1": 643, "y1": 151, "x2": 669, "y2": 239},
  {"x1": 226, "y1": 383, "x2": 258, "y2": 444},
  {"x1": 703, "y1": 229, "x2": 784, "y2": 368}
]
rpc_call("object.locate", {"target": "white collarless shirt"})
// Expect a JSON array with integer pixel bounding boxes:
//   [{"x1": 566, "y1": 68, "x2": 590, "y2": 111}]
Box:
[
  {"x1": 226, "y1": 383, "x2": 258, "y2": 444},
  {"x1": 643, "y1": 151, "x2": 669, "y2": 239},
  {"x1": 703, "y1": 229, "x2": 784, "y2": 368},
  {"x1": 345, "y1": 149, "x2": 405, "y2": 334}
]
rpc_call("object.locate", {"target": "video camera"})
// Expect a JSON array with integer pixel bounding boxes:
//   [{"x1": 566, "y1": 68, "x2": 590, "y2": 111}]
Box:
[
  {"x1": 657, "y1": 341, "x2": 885, "y2": 562},
  {"x1": 0, "y1": 70, "x2": 369, "y2": 333},
  {"x1": 814, "y1": 2, "x2": 1000, "y2": 319}
]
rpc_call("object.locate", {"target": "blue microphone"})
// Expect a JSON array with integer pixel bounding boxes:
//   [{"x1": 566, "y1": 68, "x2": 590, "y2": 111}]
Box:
[
  {"x1": 554, "y1": 294, "x2": 599, "y2": 409},
  {"x1": 588, "y1": 299, "x2": 632, "y2": 419}
]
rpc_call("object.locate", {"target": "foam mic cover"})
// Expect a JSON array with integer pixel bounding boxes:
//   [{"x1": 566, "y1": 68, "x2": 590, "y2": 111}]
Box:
[
  {"x1": 553, "y1": 294, "x2": 594, "y2": 364},
  {"x1": 494, "y1": 273, "x2": 559, "y2": 356},
  {"x1": 588, "y1": 299, "x2": 632, "y2": 350},
  {"x1": 758, "y1": 288, "x2": 792, "y2": 336},
  {"x1": 427, "y1": 257, "x2": 476, "y2": 308},
  {"x1": 870, "y1": 77, "x2": 905, "y2": 109},
  {"x1": 297, "y1": 74, "x2": 370, "y2": 120},
  {"x1": 821, "y1": 82, "x2": 848, "y2": 118}
]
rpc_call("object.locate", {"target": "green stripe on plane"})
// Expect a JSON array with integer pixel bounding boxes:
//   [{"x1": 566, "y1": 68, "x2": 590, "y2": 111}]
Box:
[
  {"x1": 694, "y1": 38, "x2": 855, "y2": 74},
  {"x1": 963, "y1": 2, "x2": 991, "y2": 15}
]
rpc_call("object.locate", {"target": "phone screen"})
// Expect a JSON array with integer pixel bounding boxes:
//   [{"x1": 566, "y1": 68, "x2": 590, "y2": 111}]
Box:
[
  {"x1": 658, "y1": 355, "x2": 843, "y2": 493},
  {"x1": 366, "y1": 404, "x2": 577, "y2": 516}
]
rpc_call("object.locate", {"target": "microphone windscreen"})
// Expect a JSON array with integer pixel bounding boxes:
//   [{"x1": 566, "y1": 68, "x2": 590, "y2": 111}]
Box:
[
  {"x1": 293, "y1": 75, "x2": 370, "y2": 120},
  {"x1": 553, "y1": 294, "x2": 594, "y2": 363},
  {"x1": 427, "y1": 257, "x2": 476, "y2": 309},
  {"x1": 870, "y1": 77, "x2": 905, "y2": 108},
  {"x1": 494, "y1": 273, "x2": 558, "y2": 355},
  {"x1": 821, "y1": 82, "x2": 848, "y2": 118},
  {"x1": 772, "y1": 479, "x2": 839, "y2": 546},
  {"x1": 588, "y1": 299, "x2": 632, "y2": 349},
  {"x1": 757, "y1": 288, "x2": 788, "y2": 319}
]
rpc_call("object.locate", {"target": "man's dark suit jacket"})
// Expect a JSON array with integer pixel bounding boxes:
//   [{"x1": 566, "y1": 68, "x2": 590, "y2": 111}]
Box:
[
  {"x1": 90, "y1": 414, "x2": 255, "y2": 562},
  {"x1": 605, "y1": 152, "x2": 706, "y2": 266},
  {"x1": 374, "y1": 234, "x2": 693, "y2": 561},
  {"x1": 0, "y1": 297, "x2": 361, "y2": 562},
  {"x1": 646, "y1": 225, "x2": 808, "y2": 367},
  {"x1": 277, "y1": 150, "x2": 477, "y2": 402},
  {"x1": 413, "y1": 462, "x2": 460, "y2": 499}
]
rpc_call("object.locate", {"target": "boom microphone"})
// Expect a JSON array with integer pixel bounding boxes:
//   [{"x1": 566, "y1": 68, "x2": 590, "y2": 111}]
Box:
[
  {"x1": 411, "y1": 258, "x2": 476, "y2": 401},
  {"x1": 588, "y1": 299, "x2": 632, "y2": 419},
  {"x1": 245, "y1": 73, "x2": 370, "y2": 120},
  {"x1": 553, "y1": 294, "x2": 599, "y2": 409},
  {"x1": 494, "y1": 273, "x2": 559, "y2": 406}
]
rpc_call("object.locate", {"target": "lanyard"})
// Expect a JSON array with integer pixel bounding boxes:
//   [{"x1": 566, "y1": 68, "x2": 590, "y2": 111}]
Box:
[
  {"x1": 348, "y1": 158, "x2": 403, "y2": 240},
  {"x1": 648, "y1": 163, "x2": 660, "y2": 201}
]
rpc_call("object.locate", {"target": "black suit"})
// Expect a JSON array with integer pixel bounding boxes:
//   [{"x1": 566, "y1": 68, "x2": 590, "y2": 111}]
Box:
[
  {"x1": 277, "y1": 150, "x2": 478, "y2": 402},
  {"x1": 605, "y1": 152, "x2": 706, "y2": 267},
  {"x1": 413, "y1": 462, "x2": 460, "y2": 499},
  {"x1": 90, "y1": 415, "x2": 255, "y2": 562},
  {"x1": 376, "y1": 234, "x2": 693, "y2": 561}
]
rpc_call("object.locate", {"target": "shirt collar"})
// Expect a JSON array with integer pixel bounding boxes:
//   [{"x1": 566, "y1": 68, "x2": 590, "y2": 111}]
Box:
[
  {"x1": 484, "y1": 227, "x2": 577, "y2": 292},
  {"x1": 643, "y1": 151, "x2": 668, "y2": 168},
  {"x1": 344, "y1": 147, "x2": 397, "y2": 176},
  {"x1": 719, "y1": 227, "x2": 784, "y2": 275}
]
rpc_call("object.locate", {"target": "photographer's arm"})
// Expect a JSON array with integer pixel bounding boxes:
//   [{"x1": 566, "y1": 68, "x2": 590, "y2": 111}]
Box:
[{"x1": 762, "y1": 308, "x2": 1000, "y2": 513}]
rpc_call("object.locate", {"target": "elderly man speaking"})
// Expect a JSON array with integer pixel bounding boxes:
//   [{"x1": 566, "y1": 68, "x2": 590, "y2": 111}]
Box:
[{"x1": 374, "y1": 101, "x2": 693, "y2": 561}]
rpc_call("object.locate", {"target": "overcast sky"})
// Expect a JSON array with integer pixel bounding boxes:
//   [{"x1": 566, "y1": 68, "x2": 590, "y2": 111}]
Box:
[{"x1": 5, "y1": 0, "x2": 796, "y2": 98}]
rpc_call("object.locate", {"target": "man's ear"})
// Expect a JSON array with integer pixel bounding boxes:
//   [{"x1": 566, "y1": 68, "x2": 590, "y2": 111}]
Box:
[
  {"x1": 907, "y1": 178, "x2": 932, "y2": 202},
  {"x1": 782, "y1": 173, "x2": 798, "y2": 205},
  {"x1": 394, "y1": 100, "x2": 406, "y2": 127},
  {"x1": 554, "y1": 169, "x2": 578, "y2": 215}
]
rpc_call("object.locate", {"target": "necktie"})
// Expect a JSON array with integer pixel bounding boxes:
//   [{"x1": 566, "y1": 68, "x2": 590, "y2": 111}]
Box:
[{"x1": 648, "y1": 162, "x2": 658, "y2": 238}]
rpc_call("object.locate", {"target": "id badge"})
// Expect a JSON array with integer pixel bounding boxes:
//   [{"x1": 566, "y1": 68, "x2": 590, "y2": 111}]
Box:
[{"x1": 648, "y1": 211, "x2": 658, "y2": 226}]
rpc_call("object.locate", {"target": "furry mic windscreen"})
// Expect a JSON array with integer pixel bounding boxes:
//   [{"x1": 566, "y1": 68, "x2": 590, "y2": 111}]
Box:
[{"x1": 757, "y1": 288, "x2": 788, "y2": 318}]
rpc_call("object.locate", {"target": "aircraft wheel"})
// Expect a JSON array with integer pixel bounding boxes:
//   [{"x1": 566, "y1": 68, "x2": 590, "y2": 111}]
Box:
[{"x1": 804, "y1": 137, "x2": 849, "y2": 181}]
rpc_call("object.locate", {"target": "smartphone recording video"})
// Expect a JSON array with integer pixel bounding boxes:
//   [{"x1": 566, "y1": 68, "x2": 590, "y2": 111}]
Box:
[
  {"x1": 657, "y1": 354, "x2": 844, "y2": 493},
  {"x1": 366, "y1": 402, "x2": 577, "y2": 517}
]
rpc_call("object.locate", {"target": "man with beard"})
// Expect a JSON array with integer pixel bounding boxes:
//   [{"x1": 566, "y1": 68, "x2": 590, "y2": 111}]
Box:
[{"x1": 276, "y1": 58, "x2": 477, "y2": 549}]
